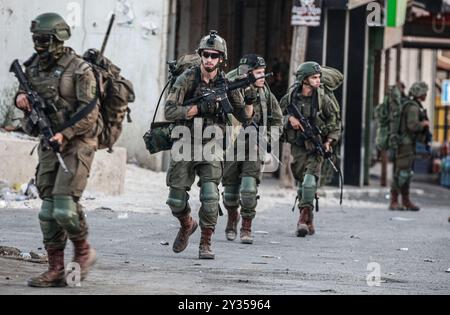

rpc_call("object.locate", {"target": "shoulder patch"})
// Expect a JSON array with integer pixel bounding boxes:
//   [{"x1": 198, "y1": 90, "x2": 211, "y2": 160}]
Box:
[{"x1": 74, "y1": 61, "x2": 92, "y2": 75}]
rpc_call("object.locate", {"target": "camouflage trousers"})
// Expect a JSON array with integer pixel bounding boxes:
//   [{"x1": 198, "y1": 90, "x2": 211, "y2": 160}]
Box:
[
  {"x1": 166, "y1": 159, "x2": 223, "y2": 229},
  {"x1": 291, "y1": 145, "x2": 324, "y2": 210},
  {"x1": 36, "y1": 140, "x2": 95, "y2": 249},
  {"x1": 391, "y1": 143, "x2": 415, "y2": 193},
  {"x1": 222, "y1": 156, "x2": 262, "y2": 219},
  {"x1": 36, "y1": 140, "x2": 96, "y2": 199}
]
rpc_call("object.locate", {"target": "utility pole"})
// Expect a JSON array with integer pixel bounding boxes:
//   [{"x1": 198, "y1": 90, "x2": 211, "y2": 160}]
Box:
[
  {"x1": 280, "y1": 26, "x2": 309, "y2": 188},
  {"x1": 380, "y1": 48, "x2": 391, "y2": 187}
]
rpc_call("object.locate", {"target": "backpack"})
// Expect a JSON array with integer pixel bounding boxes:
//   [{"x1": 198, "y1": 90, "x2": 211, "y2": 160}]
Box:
[
  {"x1": 83, "y1": 49, "x2": 135, "y2": 152},
  {"x1": 143, "y1": 53, "x2": 201, "y2": 155},
  {"x1": 374, "y1": 85, "x2": 403, "y2": 151},
  {"x1": 320, "y1": 66, "x2": 343, "y2": 114},
  {"x1": 318, "y1": 66, "x2": 343, "y2": 187}
]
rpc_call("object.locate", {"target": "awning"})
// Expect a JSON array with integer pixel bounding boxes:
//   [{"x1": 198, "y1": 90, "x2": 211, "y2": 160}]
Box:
[
  {"x1": 403, "y1": 3, "x2": 450, "y2": 49},
  {"x1": 323, "y1": 0, "x2": 373, "y2": 10}
]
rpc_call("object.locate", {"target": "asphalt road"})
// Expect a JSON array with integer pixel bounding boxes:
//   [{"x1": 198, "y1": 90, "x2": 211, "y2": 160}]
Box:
[{"x1": 0, "y1": 180, "x2": 449, "y2": 295}]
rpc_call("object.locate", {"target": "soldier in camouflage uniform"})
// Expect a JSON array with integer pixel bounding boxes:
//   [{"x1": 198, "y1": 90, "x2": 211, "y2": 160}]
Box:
[
  {"x1": 164, "y1": 31, "x2": 252, "y2": 259},
  {"x1": 280, "y1": 62, "x2": 341, "y2": 237},
  {"x1": 389, "y1": 82, "x2": 430, "y2": 211},
  {"x1": 222, "y1": 54, "x2": 283, "y2": 244},
  {"x1": 15, "y1": 13, "x2": 101, "y2": 287}
]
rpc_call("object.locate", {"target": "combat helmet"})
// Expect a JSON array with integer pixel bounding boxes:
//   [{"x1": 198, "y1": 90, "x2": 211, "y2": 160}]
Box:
[
  {"x1": 295, "y1": 61, "x2": 322, "y2": 83},
  {"x1": 409, "y1": 81, "x2": 428, "y2": 98},
  {"x1": 198, "y1": 30, "x2": 228, "y2": 60},
  {"x1": 237, "y1": 54, "x2": 266, "y2": 76},
  {"x1": 31, "y1": 13, "x2": 71, "y2": 41}
]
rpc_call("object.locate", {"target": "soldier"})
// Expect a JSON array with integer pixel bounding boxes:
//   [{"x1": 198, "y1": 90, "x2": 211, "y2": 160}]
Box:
[
  {"x1": 14, "y1": 13, "x2": 101, "y2": 287},
  {"x1": 280, "y1": 62, "x2": 341, "y2": 237},
  {"x1": 164, "y1": 31, "x2": 253, "y2": 259},
  {"x1": 389, "y1": 82, "x2": 430, "y2": 211},
  {"x1": 222, "y1": 54, "x2": 283, "y2": 244}
]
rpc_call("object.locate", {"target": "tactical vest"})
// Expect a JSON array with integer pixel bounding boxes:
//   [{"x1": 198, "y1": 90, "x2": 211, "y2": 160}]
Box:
[
  {"x1": 25, "y1": 49, "x2": 89, "y2": 132},
  {"x1": 185, "y1": 67, "x2": 228, "y2": 127},
  {"x1": 253, "y1": 85, "x2": 274, "y2": 128},
  {"x1": 285, "y1": 87, "x2": 328, "y2": 147},
  {"x1": 399, "y1": 99, "x2": 427, "y2": 145}
]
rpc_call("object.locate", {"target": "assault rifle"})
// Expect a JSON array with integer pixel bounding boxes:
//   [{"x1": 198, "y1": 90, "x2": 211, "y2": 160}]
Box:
[{"x1": 10, "y1": 60, "x2": 70, "y2": 173}]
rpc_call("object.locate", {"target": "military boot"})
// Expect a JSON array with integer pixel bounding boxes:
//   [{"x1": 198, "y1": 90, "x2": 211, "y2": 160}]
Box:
[
  {"x1": 401, "y1": 190, "x2": 420, "y2": 211},
  {"x1": 240, "y1": 218, "x2": 253, "y2": 244},
  {"x1": 28, "y1": 247, "x2": 66, "y2": 287},
  {"x1": 225, "y1": 209, "x2": 240, "y2": 241},
  {"x1": 306, "y1": 210, "x2": 315, "y2": 235},
  {"x1": 296, "y1": 207, "x2": 311, "y2": 237},
  {"x1": 389, "y1": 191, "x2": 403, "y2": 210},
  {"x1": 72, "y1": 240, "x2": 96, "y2": 281},
  {"x1": 173, "y1": 214, "x2": 198, "y2": 253},
  {"x1": 199, "y1": 228, "x2": 215, "y2": 259}
]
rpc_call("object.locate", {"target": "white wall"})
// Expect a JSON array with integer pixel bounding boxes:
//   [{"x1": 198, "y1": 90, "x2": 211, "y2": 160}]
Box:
[{"x1": 0, "y1": 0, "x2": 170, "y2": 170}]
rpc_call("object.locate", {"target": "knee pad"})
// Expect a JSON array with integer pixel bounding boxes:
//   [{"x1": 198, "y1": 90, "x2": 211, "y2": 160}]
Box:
[
  {"x1": 200, "y1": 182, "x2": 219, "y2": 214},
  {"x1": 301, "y1": 174, "x2": 317, "y2": 204},
  {"x1": 398, "y1": 170, "x2": 413, "y2": 188},
  {"x1": 38, "y1": 198, "x2": 61, "y2": 242},
  {"x1": 52, "y1": 195, "x2": 80, "y2": 233},
  {"x1": 38, "y1": 198, "x2": 54, "y2": 222},
  {"x1": 240, "y1": 176, "x2": 258, "y2": 210},
  {"x1": 223, "y1": 185, "x2": 240, "y2": 209},
  {"x1": 166, "y1": 188, "x2": 188, "y2": 214}
]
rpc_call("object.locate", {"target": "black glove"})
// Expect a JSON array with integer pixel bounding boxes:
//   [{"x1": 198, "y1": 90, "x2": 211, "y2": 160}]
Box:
[
  {"x1": 199, "y1": 100, "x2": 218, "y2": 116},
  {"x1": 244, "y1": 87, "x2": 257, "y2": 105}
]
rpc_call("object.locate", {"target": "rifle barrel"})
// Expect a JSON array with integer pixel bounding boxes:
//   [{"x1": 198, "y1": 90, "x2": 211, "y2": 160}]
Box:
[{"x1": 100, "y1": 14, "x2": 116, "y2": 55}]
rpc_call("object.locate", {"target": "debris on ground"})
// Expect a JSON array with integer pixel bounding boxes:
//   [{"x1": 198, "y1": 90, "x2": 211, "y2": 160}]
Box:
[
  {"x1": 390, "y1": 217, "x2": 415, "y2": 222},
  {"x1": 320, "y1": 289, "x2": 337, "y2": 293},
  {"x1": 261, "y1": 255, "x2": 281, "y2": 259},
  {"x1": 0, "y1": 246, "x2": 47, "y2": 264},
  {"x1": 118, "y1": 213, "x2": 129, "y2": 219},
  {"x1": 0, "y1": 179, "x2": 39, "y2": 204}
]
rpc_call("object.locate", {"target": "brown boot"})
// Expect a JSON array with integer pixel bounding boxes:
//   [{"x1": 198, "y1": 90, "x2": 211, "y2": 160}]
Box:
[
  {"x1": 173, "y1": 214, "x2": 198, "y2": 253},
  {"x1": 225, "y1": 209, "x2": 240, "y2": 241},
  {"x1": 389, "y1": 191, "x2": 403, "y2": 210},
  {"x1": 28, "y1": 248, "x2": 66, "y2": 287},
  {"x1": 401, "y1": 191, "x2": 420, "y2": 211},
  {"x1": 199, "y1": 228, "x2": 215, "y2": 259},
  {"x1": 306, "y1": 210, "x2": 315, "y2": 235},
  {"x1": 296, "y1": 207, "x2": 311, "y2": 237},
  {"x1": 72, "y1": 240, "x2": 96, "y2": 281},
  {"x1": 240, "y1": 218, "x2": 254, "y2": 244}
]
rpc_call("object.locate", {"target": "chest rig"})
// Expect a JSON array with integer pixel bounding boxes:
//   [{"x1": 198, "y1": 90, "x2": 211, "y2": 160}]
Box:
[
  {"x1": 190, "y1": 68, "x2": 228, "y2": 128},
  {"x1": 25, "y1": 52, "x2": 78, "y2": 131},
  {"x1": 290, "y1": 88, "x2": 325, "y2": 129}
]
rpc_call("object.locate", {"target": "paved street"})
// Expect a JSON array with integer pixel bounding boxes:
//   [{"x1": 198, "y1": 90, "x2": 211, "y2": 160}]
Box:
[{"x1": 0, "y1": 166, "x2": 449, "y2": 295}]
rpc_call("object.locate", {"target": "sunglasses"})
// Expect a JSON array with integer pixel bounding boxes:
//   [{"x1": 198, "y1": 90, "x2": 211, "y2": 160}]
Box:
[
  {"x1": 202, "y1": 51, "x2": 221, "y2": 59},
  {"x1": 32, "y1": 34, "x2": 53, "y2": 46}
]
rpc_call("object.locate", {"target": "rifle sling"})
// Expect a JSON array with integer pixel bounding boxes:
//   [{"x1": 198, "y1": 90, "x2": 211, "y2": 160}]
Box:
[{"x1": 58, "y1": 96, "x2": 99, "y2": 132}]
